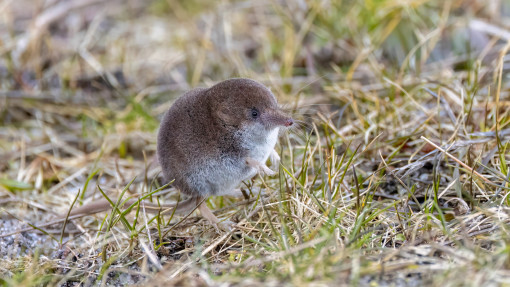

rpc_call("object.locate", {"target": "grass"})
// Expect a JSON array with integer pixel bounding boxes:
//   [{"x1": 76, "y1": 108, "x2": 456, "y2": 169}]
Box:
[{"x1": 1, "y1": 0, "x2": 510, "y2": 286}]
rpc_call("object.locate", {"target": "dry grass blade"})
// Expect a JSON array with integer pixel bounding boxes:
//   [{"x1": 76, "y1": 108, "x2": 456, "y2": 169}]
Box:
[{"x1": 421, "y1": 136, "x2": 492, "y2": 184}]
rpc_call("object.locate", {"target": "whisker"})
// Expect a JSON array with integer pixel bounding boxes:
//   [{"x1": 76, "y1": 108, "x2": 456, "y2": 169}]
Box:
[{"x1": 284, "y1": 123, "x2": 314, "y2": 141}]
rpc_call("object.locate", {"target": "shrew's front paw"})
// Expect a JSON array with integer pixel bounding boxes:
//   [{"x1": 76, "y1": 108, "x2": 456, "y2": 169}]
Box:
[
  {"x1": 246, "y1": 157, "x2": 276, "y2": 177},
  {"x1": 269, "y1": 149, "x2": 280, "y2": 167},
  {"x1": 259, "y1": 164, "x2": 276, "y2": 176}
]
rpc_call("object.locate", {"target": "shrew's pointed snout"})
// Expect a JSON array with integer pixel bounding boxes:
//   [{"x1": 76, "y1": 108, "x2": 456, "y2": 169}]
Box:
[{"x1": 264, "y1": 109, "x2": 294, "y2": 128}]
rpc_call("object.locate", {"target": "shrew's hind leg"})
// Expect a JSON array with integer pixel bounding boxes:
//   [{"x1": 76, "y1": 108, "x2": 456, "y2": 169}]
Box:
[{"x1": 198, "y1": 199, "x2": 234, "y2": 232}]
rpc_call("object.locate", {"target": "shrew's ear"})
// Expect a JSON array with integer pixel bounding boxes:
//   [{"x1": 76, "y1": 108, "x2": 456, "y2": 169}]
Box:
[{"x1": 216, "y1": 106, "x2": 237, "y2": 126}]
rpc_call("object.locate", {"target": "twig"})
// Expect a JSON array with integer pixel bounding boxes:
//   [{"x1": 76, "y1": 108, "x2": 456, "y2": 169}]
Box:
[{"x1": 421, "y1": 136, "x2": 492, "y2": 184}]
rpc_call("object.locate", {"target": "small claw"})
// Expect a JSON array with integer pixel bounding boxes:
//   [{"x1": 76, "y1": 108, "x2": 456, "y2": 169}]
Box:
[{"x1": 246, "y1": 157, "x2": 277, "y2": 177}]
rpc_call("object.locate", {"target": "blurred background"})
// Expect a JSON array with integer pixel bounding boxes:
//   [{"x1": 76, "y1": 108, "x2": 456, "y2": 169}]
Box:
[
  {"x1": 1, "y1": 0, "x2": 509, "y2": 148},
  {"x1": 2, "y1": 0, "x2": 510, "y2": 285}
]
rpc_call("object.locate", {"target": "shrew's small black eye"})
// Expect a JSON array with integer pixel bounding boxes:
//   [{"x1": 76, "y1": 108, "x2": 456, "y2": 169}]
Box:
[{"x1": 251, "y1": 108, "x2": 259, "y2": 119}]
